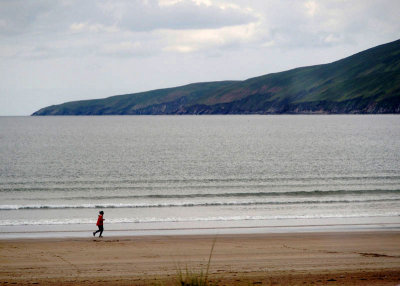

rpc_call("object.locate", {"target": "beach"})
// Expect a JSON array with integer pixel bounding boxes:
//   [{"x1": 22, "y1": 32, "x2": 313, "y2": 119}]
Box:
[
  {"x1": 1, "y1": 116, "x2": 400, "y2": 285},
  {"x1": 1, "y1": 231, "x2": 399, "y2": 285}
]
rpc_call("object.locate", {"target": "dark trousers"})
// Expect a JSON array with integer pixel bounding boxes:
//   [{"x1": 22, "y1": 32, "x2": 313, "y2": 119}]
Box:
[{"x1": 94, "y1": 225, "x2": 103, "y2": 237}]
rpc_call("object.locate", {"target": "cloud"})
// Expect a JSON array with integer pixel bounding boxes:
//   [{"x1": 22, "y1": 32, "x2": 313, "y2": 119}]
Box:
[
  {"x1": 253, "y1": 0, "x2": 400, "y2": 48},
  {"x1": 304, "y1": 1, "x2": 317, "y2": 17},
  {"x1": 0, "y1": 0, "x2": 260, "y2": 59},
  {"x1": 100, "y1": 41, "x2": 159, "y2": 57},
  {"x1": 0, "y1": 0, "x2": 52, "y2": 35},
  {"x1": 69, "y1": 22, "x2": 119, "y2": 33},
  {"x1": 0, "y1": 0, "x2": 256, "y2": 36},
  {"x1": 161, "y1": 22, "x2": 260, "y2": 53},
  {"x1": 99, "y1": 0, "x2": 256, "y2": 32}
]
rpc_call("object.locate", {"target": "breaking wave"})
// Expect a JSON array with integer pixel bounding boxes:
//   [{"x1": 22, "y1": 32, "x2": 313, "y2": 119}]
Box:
[{"x1": 1, "y1": 198, "x2": 399, "y2": 210}]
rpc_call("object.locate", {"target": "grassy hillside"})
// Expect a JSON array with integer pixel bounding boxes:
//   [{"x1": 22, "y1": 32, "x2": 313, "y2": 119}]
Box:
[{"x1": 33, "y1": 39, "x2": 400, "y2": 115}]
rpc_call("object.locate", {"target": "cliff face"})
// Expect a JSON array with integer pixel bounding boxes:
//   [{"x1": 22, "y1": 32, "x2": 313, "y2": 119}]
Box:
[{"x1": 33, "y1": 39, "x2": 400, "y2": 115}]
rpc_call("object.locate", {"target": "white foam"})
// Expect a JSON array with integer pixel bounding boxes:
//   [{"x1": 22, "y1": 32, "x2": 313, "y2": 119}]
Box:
[{"x1": 1, "y1": 212, "x2": 399, "y2": 226}]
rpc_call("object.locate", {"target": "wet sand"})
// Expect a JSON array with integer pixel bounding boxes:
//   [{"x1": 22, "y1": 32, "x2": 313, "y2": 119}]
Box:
[{"x1": 1, "y1": 231, "x2": 400, "y2": 285}]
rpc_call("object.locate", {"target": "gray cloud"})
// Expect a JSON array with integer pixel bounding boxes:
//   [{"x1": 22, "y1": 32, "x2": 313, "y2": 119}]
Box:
[
  {"x1": 0, "y1": 0, "x2": 258, "y2": 59},
  {"x1": 250, "y1": 0, "x2": 400, "y2": 49},
  {"x1": 114, "y1": 0, "x2": 255, "y2": 31},
  {"x1": 0, "y1": 0, "x2": 255, "y2": 35},
  {"x1": 0, "y1": 0, "x2": 52, "y2": 35}
]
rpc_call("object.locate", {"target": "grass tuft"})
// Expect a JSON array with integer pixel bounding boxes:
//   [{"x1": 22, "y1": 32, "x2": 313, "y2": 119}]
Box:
[{"x1": 175, "y1": 237, "x2": 217, "y2": 286}]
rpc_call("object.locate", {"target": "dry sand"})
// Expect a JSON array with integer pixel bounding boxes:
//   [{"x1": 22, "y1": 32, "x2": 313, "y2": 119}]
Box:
[{"x1": 1, "y1": 231, "x2": 400, "y2": 285}]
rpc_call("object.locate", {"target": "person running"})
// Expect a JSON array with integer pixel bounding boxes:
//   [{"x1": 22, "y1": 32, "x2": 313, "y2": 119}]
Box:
[{"x1": 93, "y1": 211, "x2": 105, "y2": 237}]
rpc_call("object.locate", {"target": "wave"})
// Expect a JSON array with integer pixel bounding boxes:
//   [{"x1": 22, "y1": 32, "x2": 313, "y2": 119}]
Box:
[
  {"x1": 60, "y1": 189, "x2": 400, "y2": 200},
  {"x1": 2, "y1": 176, "x2": 400, "y2": 192},
  {"x1": 1, "y1": 198, "x2": 399, "y2": 210},
  {"x1": 1, "y1": 213, "x2": 400, "y2": 226},
  {"x1": 4, "y1": 184, "x2": 400, "y2": 193},
  {"x1": 1, "y1": 175, "x2": 399, "y2": 186},
  {"x1": 8, "y1": 189, "x2": 400, "y2": 201}
]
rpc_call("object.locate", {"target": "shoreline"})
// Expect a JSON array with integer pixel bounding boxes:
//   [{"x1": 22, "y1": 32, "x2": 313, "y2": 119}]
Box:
[
  {"x1": 2, "y1": 215, "x2": 399, "y2": 239},
  {"x1": 1, "y1": 230, "x2": 400, "y2": 285}
]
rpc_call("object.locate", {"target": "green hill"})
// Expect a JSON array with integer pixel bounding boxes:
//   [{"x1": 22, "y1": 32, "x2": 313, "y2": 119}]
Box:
[{"x1": 32, "y1": 39, "x2": 400, "y2": 115}]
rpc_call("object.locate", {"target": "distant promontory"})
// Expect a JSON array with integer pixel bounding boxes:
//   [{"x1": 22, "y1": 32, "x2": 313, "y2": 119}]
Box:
[{"x1": 32, "y1": 39, "x2": 400, "y2": 115}]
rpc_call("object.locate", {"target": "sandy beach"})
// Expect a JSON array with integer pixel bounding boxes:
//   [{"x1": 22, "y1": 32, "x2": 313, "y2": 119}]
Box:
[{"x1": 1, "y1": 231, "x2": 399, "y2": 285}]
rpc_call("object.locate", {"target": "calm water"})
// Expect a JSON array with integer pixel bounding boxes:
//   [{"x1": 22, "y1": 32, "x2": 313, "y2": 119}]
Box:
[{"x1": 0, "y1": 115, "x2": 399, "y2": 237}]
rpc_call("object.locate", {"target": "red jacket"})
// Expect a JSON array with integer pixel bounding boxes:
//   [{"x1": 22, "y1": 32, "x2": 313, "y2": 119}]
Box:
[{"x1": 96, "y1": 215, "x2": 104, "y2": 226}]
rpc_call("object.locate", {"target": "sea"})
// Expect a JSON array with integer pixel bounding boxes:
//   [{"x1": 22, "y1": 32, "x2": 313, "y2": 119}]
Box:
[{"x1": 0, "y1": 115, "x2": 399, "y2": 238}]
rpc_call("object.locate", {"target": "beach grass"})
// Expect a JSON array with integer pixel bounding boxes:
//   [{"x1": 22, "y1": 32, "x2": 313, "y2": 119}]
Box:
[{"x1": 175, "y1": 237, "x2": 217, "y2": 286}]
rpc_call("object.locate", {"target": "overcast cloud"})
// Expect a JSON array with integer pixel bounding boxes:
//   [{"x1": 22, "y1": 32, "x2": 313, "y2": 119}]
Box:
[{"x1": 1, "y1": 0, "x2": 399, "y2": 115}]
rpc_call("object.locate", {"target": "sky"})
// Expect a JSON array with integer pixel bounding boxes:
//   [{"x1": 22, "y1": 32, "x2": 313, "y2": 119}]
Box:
[{"x1": 1, "y1": 0, "x2": 399, "y2": 115}]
